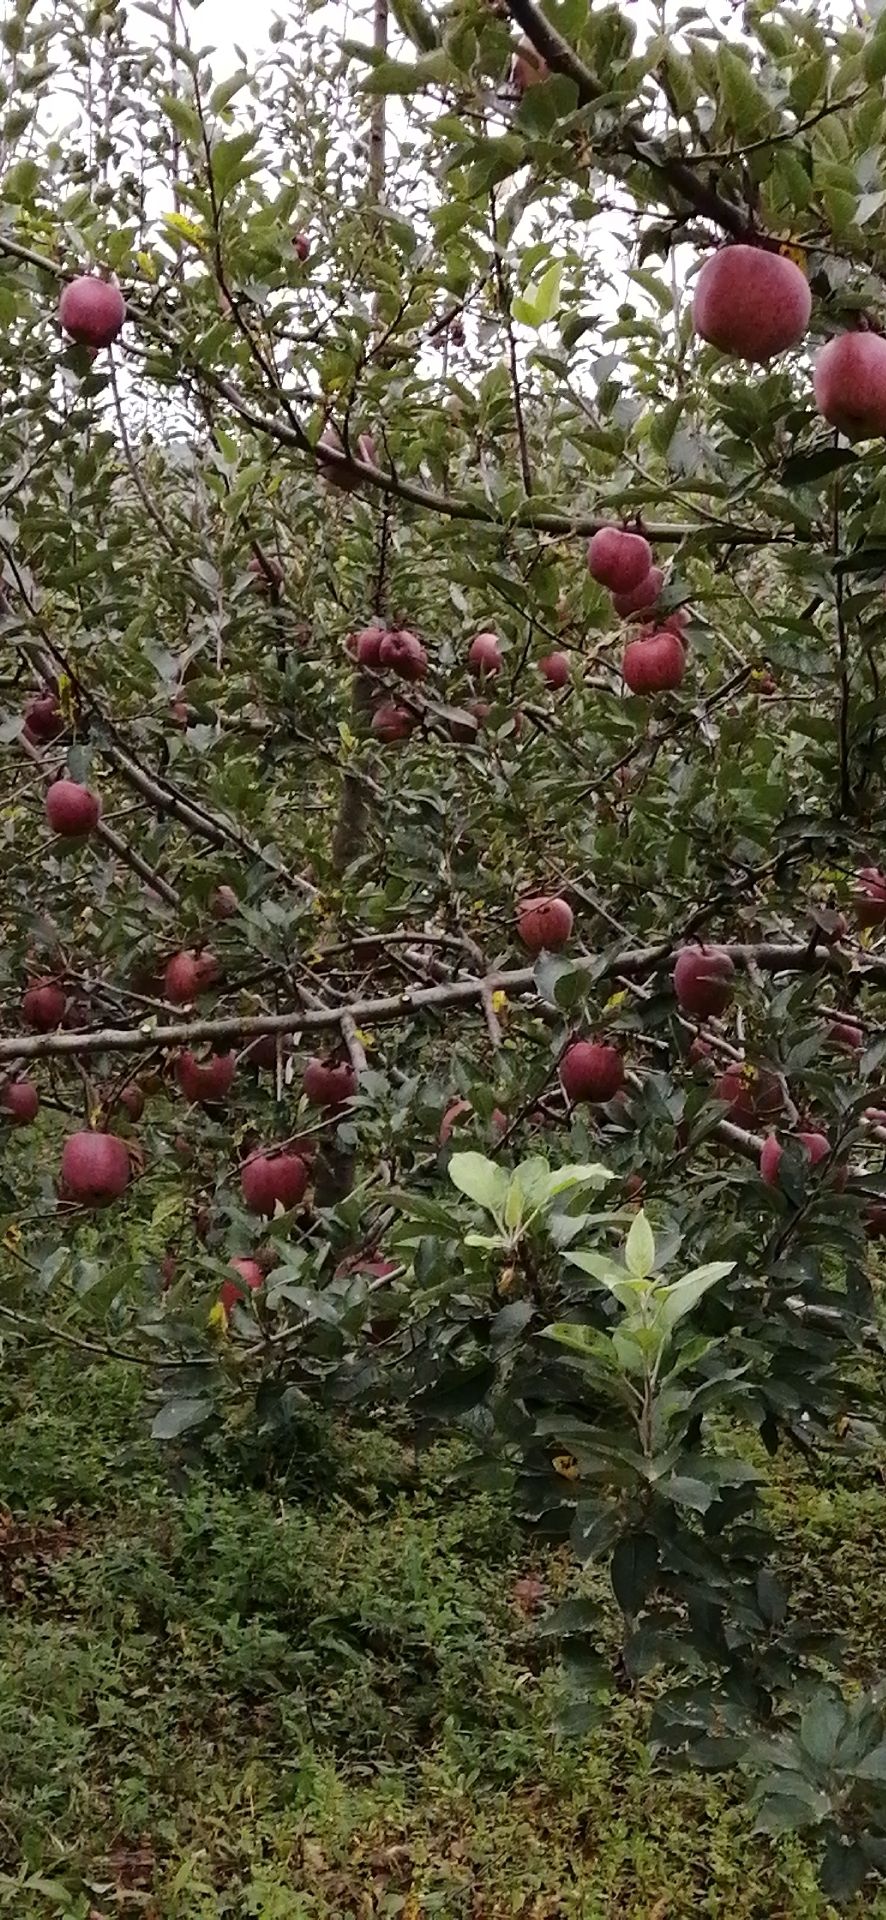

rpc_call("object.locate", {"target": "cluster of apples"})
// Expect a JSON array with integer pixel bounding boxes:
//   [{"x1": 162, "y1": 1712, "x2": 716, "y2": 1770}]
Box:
[
  {"x1": 348, "y1": 622, "x2": 570, "y2": 746},
  {"x1": 515, "y1": 892, "x2": 627, "y2": 1102},
  {"x1": 587, "y1": 528, "x2": 687, "y2": 695},
  {"x1": 694, "y1": 243, "x2": 886, "y2": 435}
]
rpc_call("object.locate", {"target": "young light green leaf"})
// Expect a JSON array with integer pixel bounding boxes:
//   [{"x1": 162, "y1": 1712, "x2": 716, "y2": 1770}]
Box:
[
  {"x1": 544, "y1": 1162, "x2": 612, "y2": 1200},
  {"x1": 503, "y1": 1176, "x2": 525, "y2": 1232},
  {"x1": 448, "y1": 1151, "x2": 510, "y2": 1216},
  {"x1": 625, "y1": 1209, "x2": 655, "y2": 1280},
  {"x1": 653, "y1": 1260, "x2": 733, "y2": 1336}
]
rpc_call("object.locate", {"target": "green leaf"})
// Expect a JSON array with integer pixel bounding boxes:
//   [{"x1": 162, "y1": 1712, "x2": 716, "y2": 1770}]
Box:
[
  {"x1": 151, "y1": 1397, "x2": 213, "y2": 1440},
  {"x1": 611, "y1": 1532, "x2": 659, "y2": 1616},
  {"x1": 625, "y1": 1209, "x2": 655, "y2": 1280},
  {"x1": 853, "y1": 1741, "x2": 886, "y2": 1780},
  {"x1": 161, "y1": 90, "x2": 202, "y2": 145},
  {"x1": 717, "y1": 46, "x2": 770, "y2": 138},
  {"x1": 653, "y1": 1261, "x2": 733, "y2": 1336},
  {"x1": 448, "y1": 1151, "x2": 510, "y2": 1216}
]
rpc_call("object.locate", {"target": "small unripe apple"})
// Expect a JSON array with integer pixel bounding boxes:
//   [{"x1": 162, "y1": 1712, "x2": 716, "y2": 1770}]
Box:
[
  {"x1": 715, "y1": 1062, "x2": 783, "y2": 1125},
  {"x1": 828, "y1": 1019, "x2": 863, "y2": 1053},
  {"x1": 560, "y1": 1040, "x2": 624, "y2": 1104},
  {"x1": 852, "y1": 866, "x2": 886, "y2": 927},
  {"x1": 371, "y1": 701, "x2": 416, "y2": 743},
  {"x1": 211, "y1": 885, "x2": 238, "y2": 921},
  {"x1": 59, "y1": 276, "x2": 126, "y2": 348},
  {"x1": 673, "y1": 946, "x2": 736, "y2": 1018},
  {"x1": 303, "y1": 1056, "x2": 358, "y2": 1107},
  {"x1": 378, "y1": 629, "x2": 427, "y2": 680},
  {"x1": 354, "y1": 625, "x2": 386, "y2": 667},
  {"x1": 1, "y1": 1078, "x2": 39, "y2": 1125},
  {"x1": 516, "y1": 893, "x2": 574, "y2": 953},
  {"x1": 241, "y1": 1150, "x2": 308, "y2": 1215},
  {"x1": 538, "y1": 652, "x2": 570, "y2": 688},
  {"x1": 814, "y1": 331, "x2": 886, "y2": 439},
  {"x1": 468, "y1": 631, "x2": 503, "y2": 677},
  {"x1": 22, "y1": 979, "x2": 66, "y2": 1030},
  {"x1": 760, "y1": 1130, "x2": 834, "y2": 1189},
  {"x1": 612, "y1": 567, "x2": 664, "y2": 620},
  {"x1": 622, "y1": 632, "x2": 685, "y2": 695},
  {"x1": 511, "y1": 36, "x2": 548, "y2": 88},
  {"x1": 24, "y1": 691, "x2": 63, "y2": 743},
  {"x1": 219, "y1": 1255, "x2": 264, "y2": 1313},
  {"x1": 165, "y1": 949, "x2": 220, "y2": 1003},
  {"x1": 587, "y1": 527, "x2": 653, "y2": 593},
  {"x1": 176, "y1": 1049, "x2": 236, "y2": 1104},
  {"x1": 61, "y1": 1129, "x2": 130, "y2": 1207},
  {"x1": 693, "y1": 245, "x2": 811, "y2": 361},
  {"x1": 45, "y1": 779, "x2": 101, "y2": 838}
]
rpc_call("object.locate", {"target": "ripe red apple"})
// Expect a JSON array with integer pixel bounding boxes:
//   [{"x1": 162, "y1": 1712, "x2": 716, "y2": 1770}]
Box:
[
  {"x1": 59, "y1": 276, "x2": 126, "y2": 349},
  {"x1": 241, "y1": 1150, "x2": 309, "y2": 1215},
  {"x1": 45, "y1": 779, "x2": 100, "y2": 838},
  {"x1": 511, "y1": 37, "x2": 548, "y2": 88},
  {"x1": 814, "y1": 331, "x2": 886, "y2": 439},
  {"x1": 538, "y1": 652, "x2": 570, "y2": 688},
  {"x1": 378, "y1": 629, "x2": 427, "y2": 680},
  {"x1": 612, "y1": 567, "x2": 664, "y2": 620},
  {"x1": 852, "y1": 866, "x2": 886, "y2": 926},
  {"x1": 516, "y1": 894, "x2": 574, "y2": 953},
  {"x1": 211, "y1": 885, "x2": 238, "y2": 921},
  {"x1": 248, "y1": 552, "x2": 284, "y2": 593},
  {"x1": 22, "y1": 980, "x2": 66, "y2": 1030},
  {"x1": 354, "y1": 626, "x2": 386, "y2": 667},
  {"x1": 165, "y1": 949, "x2": 220, "y2": 1003},
  {"x1": 622, "y1": 632, "x2": 685, "y2": 695},
  {"x1": 587, "y1": 527, "x2": 653, "y2": 593},
  {"x1": 828, "y1": 1019, "x2": 863, "y2": 1053},
  {"x1": 219, "y1": 1255, "x2": 264, "y2": 1313},
  {"x1": 293, "y1": 232, "x2": 310, "y2": 261},
  {"x1": 688, "y1": 1035, "x2": 714, "y2": 1067},
  {"x1": 176, "y1": 1049, "x2": 236, "y2": 1104},
  {"x1": 371, "y1": 701, "x2": 416, "y2": 743},
  {"x1": 693, "y1": 245, "x2": 811, "y2": 361},
  {"x1": 560, "y1": 1040, "x2": 624, "y2": 1104},
  {"x1": 715, "y1": 1062, "x2": 783, "y2": 1125},
  {"x1": 1, "y1": 1078, "x2": 39, "y2": 1125},
  {"x1": 24, "y1": 691, "x2": 63, "y2": 743},
  {"x1": 673, "y1": 946, "x2": 736, "y2": 1018},
  {"x1": 760, "y1": 1130, "x2": 835, "y2": 1189},
  {"x1": 303, "y1": 1056, "x2": 358, "y2": 1107},
  {"x1": 117, "y1": 1083, "x2": 145, "y2": 1121},
  {"x1": 468, "y1": 631, "x2": 503, "y2": 677},
  {"x1": 61, "y1": 1130, "x2": 130, "y2": 1207}
]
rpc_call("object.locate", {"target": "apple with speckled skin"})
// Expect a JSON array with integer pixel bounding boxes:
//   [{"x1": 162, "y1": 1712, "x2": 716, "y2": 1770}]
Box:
[
  {"x1": 560, "y1": 1041, "x2": 624, "y2": 1103},
  {"x1": 61, "y1": 1130, "x2": 130, "y2": 1207},
  {"x1": 693, "y1": 246, "x2": 811, "y2": 361},
  {"x1": 814, "y1": 332, "x2": 886, "y2": 439}
]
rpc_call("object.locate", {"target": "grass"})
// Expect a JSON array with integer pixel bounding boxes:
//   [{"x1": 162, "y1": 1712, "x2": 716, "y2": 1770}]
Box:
[{"x1": 1, "y1": 1350, "x2": 885, "y2": 1918}]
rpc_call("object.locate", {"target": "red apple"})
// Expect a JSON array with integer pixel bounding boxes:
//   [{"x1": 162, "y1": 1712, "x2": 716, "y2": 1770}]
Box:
[
  {"x1": 45, "y1": 779, "x2": 100, "y2": 838},
  {"x1": 468, "y1": 631, "x2": 503, "y2": 677},
  {"x1": 303, "y1": 1057, "x2": 358, "y2": 1107},
  {"x1": 293, "y1": 232, "x2": 310, "y2": 261},
  {"x1": 219, "y1": 1254, "x2": 264, "y2": 1313},
  {"x1": 61, "y1": 1130, "x2": 130, "y2": 1207},
  {"x1": 693, "y1": 245, "x2": 811, "y2": 361},
  {"x1": 210, "y1": 885, "x2": 238, "y2": 921},
  {"x1": 612, "y1": 567, "x2": 664, "y2": 620},
  {"x1": 760, "y1": 1130, "x2": 834, "y2": 1188},
  {"x1": 439, "y1": 1098, "x2": 472, "y2": 1144},
  {"x1": 59, "y1": 276, "x2": 126, "y2": 348},
  {"x1": 371, "y1": 701, "x2": 416, "y2": 743},
  {"x1": 24, "y1": 691, "x2": 63, "y2": 743},
  {"x1": 814, "y1": 331, "x2": 886, "y2": 439},
  {"x1": 715, "y1": 1062, "x2": 783, "y2": 1125},
  {"x1": 241, "y1": 1150, "x2": 309, "y2": 1215},
  {"x1": 673, "y1": 946, "x2": 736, "y2": 1018},
  {"x1": 1, "y1": 1078, "x2": 39, "y2": 1125},
  {"x1": 560, "y1": 1040, "x2": 624, "y2": 1104},
  {"x1": 354, "y1": 626, "x2": 386, "y2": 667},
  {"x1": 688, "y1": 1035, "x2": 713, "y2": 1067},
  {"x1": 165, "y1": 949, "x2": 219, "y2": 1004},
  {"x1": 22, "y1": 980, "x2": 66, "y2": 1030},
  {"x1": 516, "y1": 893, "x2": 574, "y2": 953},
  {"x1": 852, "y1": 867, "x2": 886, "y2": 927},
  {"x1": 511, "y1": 37, "x2": 548, "y2": 88},
  {"x1": 378, "y1": 629, "x2": 427, "y2": 680},
  {"x1": 828, "y1": 1019, "x2": 863, "y2": 1053},
  {"x1": 117, "y1": 1083, "x2": 145, "y2": 1121},
  {"x1": 176, "y1": 1050, "x2": 236, "y2": 1104},
  {"x1": 538, "y1": 652, "x2": 570, "y2": 688},
  {"x1": 864, "y1": 1203, "x2": 886, "y2": 1238},
  {"x1": 587, "y1": 527, "x2": 653, "y2": 593},
  {"x1": 622, "y1": 632, "x2": 685, "y2": 694}
]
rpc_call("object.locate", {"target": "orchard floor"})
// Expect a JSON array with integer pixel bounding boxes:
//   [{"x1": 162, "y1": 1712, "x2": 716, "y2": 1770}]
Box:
[{"x1": 2, "y1": 1355, "x2": 886, "y2": 1920}]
